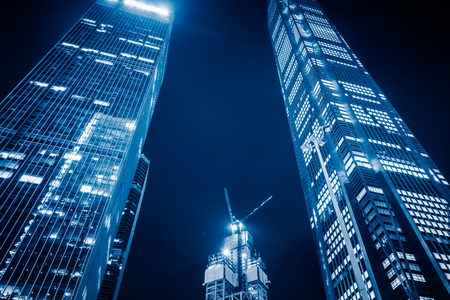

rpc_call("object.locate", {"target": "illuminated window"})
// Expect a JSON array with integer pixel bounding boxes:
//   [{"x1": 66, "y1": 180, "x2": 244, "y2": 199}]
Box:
[
  {"x1": 138, "y1": 57, "x2": 154, "y2": 63},
  {"x1": 95, "y1": 59, "x2": 114, "y2": 66},
  {"x1": 19, "y1": 175, "x2": 43, "y2": 184}
]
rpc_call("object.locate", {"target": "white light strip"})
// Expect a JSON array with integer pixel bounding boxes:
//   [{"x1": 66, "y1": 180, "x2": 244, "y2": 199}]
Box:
[
  {"x1": 29, "y1": 81, "x2": 49, "y2": 88},
  {"x1": 0, "y1": 171, "x2": 13, "y2": 179},
  {"x1": 71, "y1": 95, "x2": 86, "y2": 100},
  {"x1": 125, "y1": 122, "x2": 136, "y2": 130},
  {"x1": 127, "y1": 40, "x2": 143, "y2": 46},
  {"x1": 0, "y1": 152, "x2": 25, "y2": 160},
  {"x1": 61, "y1": 42, "x2": 79, "y2": 49},
  {"x1": 134, "y1": 69, "x2": 150, "y2": 76},
  {"x1": 149, "y1": 35, "x2": 164, "y2": 41},
  {"x1": 19, "y1": 175, "x2": 43, "y2": 184},
  {"x1": 80, "y1": 185, "x2": 92, "y2": 193},
  {"x1": 100, "y1": 52, "x2": 117, "y2": 58},
  {"x1": 144, "y1": 44, "x2": 160, "y2": 50},
  {"x1": 121, "y1": 53, "x2": 137, "y2": 59},
  {"x1": 124, "y1": 0, "x2": 169, "y2": 16},
  {"x1": 95, "y1": 59, "x2": 114, "y2": 66},
  {"x1": 138, "y1": 57, "x2": 154, "y2": 63},
  {"x1": 51, "y1": 86, "x2": 68, "y2": 92},
  {"x1": 94, "y1": 100, "x2": 110, "y2": 107},
  {"x1": 63, "y1": 154, "x2": 82, "y2": 161},
  {"x1": 81, "y1": 48, "x2": 99, "y2": 53}
]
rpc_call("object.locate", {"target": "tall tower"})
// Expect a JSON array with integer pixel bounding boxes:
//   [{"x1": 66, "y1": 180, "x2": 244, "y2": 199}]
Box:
[
  {"x1": 268, "y1": 0, "x2": 450, "y2": 299},
  {"x1": 204, "y1": 230, "x2": 269, "y2": 300},
  {"x1": 0, "y1": 1, "x2": 172, "y2": 299}
]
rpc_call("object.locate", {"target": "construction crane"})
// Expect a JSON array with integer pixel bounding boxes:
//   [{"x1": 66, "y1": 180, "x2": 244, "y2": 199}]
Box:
[{"x1": 223, "y1": 188, "x2": 273, "y2": 294}]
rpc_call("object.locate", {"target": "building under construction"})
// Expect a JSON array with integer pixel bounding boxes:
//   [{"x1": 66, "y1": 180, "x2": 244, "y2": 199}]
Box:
[{"x1": 204, "y1": 229, "x2": 269, "y2": 300}]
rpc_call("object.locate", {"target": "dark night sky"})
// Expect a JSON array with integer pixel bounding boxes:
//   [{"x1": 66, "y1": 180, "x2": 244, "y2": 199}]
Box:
[{"x1": 1, "y1": 0, "x2": 449, "y2": 299}]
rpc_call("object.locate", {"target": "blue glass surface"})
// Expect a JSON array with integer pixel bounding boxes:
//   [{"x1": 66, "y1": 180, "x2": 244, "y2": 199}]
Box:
[
  {"x1": 268, "y1": 0, "x2": 450, "y2": 299},
  {"x1": 0, "y1": 1, "x2": 173, "y2": 299}
]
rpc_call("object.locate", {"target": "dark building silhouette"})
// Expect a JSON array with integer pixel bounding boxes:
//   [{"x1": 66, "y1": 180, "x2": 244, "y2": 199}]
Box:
[{"x1": 98, "y1": 155, "x2": 150, "y2": 300}]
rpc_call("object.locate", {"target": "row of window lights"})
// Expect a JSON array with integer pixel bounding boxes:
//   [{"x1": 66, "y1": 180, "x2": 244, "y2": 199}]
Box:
[
  {"x1": 327, "y1": 232, "x2": 358, "y2": 267},
  {"x1": 29, "y1": 81, "x2": 67, "y2": 91},
  {"x1": 0, "y1": 152, "x2": 25, "y2": 160},
  {"x1": 429, "y1": 168, "x2": 449, "y2": 185},
  {"x1": 379, "y1": 159, "x2": 428, "y2": 179},
  {"x1": 339, "y1": 81, "x2": 376, "y2": 98},
  {"x1": 382, "y1": 252, "x2": 425, "y2": 289},
  {"x1": 367, "y1": 108, "x2": 398, "y2": 132},
  {"x1": 318, "y1": 41, "x2": 347, "y2": 52},
  {"x1": 321, "y1": 79, "x2": 338, "y2": 91},
  {"x1": 284, "y1": 58, "x2": 298, "y2": 88},
  {"x1": 300, "y1": 4, "x2": 323, "y2": 16},
  {"x1": 297, "y1": 112, "x2": 311, "y2": 142},
  {"x1": 356, "y1": 186, "x2": 384, "y2": 202},
  {"x1": 398, "y1": 189, "x2": 448, "y2": 205},
  {"x1": 61, "y1": 38, "x2": 160, "y2": 62},
  {"x1": 368, "y1": 139, "x2": 401, "y2": 149},
  {"x1": 312, "y1": 58, "x2": 326, "y2": 68},
  {"x1": 351, "y1": 104, "x2": 379, "y2": 127},
  {"x1": 414, "y1": 218, "x2": 449, "y2": 237},
  {"x1": 294, "y1": 97, "x2": 310, "y2": 131},
  {"x1": 304, "y1": 13, "x2": 329, "y2": 25},
  {"x1": 278, "y1": 34, "x2": 292, "y2": 72},
  {"x1": 271, "y1": 16, "x2": 282, "y2": 42},
  {"x1": 118, "y1": 37, "x2": 160, "y2": 50},
  {"x1": 432, "y1": 253, "x2": 450, "y2": 280},
  {"x1": 321, "y1": 48, "x2": 352, "y2": 61},
  {"x1": 274, "y1": 26, "x2": 286, "y2": 52},
  {"x1": 351, "y1": 95, "x2": 381, "y2": 105},
  {"x1": 327, "y1": 59, "x2": 357, "y2": 69},
  {"x1": 406, "y1": 201, "x2": 449, "y2": 222},
  {"x1": 288, "y1": 73, "x2": 302, "y2": 105},
  {"x1": 309, "y1": 23, "x2": 340, "y2": 43},
  {"x1": 398, "y1": 189, "x2": 450, "y2": 241},
  {"x1": 330, "y1": 102, "x2": 352, "y2": 123},
  {"x1": 316, "y1": 169, "x2": 337, "y2": 216},
  {"x1": 338, "y1": 282, "x2": 376, "y2": 300}
]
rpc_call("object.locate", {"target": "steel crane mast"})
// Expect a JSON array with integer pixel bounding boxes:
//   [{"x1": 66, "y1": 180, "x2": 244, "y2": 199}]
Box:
[
  {"x1": 204, "y1": 189, "x2": 272, "y2": 300},
  {"x1": 223, "y1": 188, "x2": 272, "y2": 295}
]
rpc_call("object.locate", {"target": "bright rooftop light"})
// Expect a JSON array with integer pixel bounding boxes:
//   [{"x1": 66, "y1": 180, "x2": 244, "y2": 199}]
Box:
[{"x1": 124, "y1": 0, "x2": 169, "y2": 16}]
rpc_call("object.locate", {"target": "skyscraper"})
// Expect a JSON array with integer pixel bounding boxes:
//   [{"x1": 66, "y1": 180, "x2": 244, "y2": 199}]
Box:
[
  {"x1": 0, "y1": 0, "x2": 172, "y2": 299},
  {"x1": 268, "y1": 0, "x2": 450, "y2": 299}
]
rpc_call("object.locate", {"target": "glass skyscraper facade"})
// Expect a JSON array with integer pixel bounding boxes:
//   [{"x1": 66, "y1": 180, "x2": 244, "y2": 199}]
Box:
[
  {"x1": 0, "y1": 0, "x2": 172, "y2": 299},
  {"x1": 267, "y1": 0, "x2": 450, "y2": 299}
]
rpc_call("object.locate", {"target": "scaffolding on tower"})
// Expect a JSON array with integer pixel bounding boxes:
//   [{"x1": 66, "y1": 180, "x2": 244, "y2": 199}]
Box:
[{"x1": 204, "y1": 189, "x2": 272, "y2": 300}]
